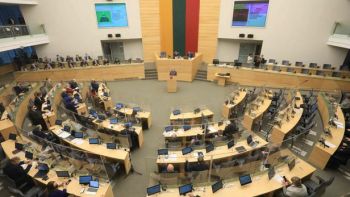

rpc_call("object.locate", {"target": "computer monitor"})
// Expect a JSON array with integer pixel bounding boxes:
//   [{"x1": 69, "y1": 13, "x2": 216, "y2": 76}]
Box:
[
  {"x1": 103, "y1": 92, "x2": 109, "y2": 97},
  {"x1": 323, "y1": 64, "x2": 332, "y2": 69},
  {"x1": 282, "y1": 60, "x2": 289, "y2": 65},
  {"x1": 133, "y1": 107, "x2": 142, "y2": 113},
  {"x1": 182, "y1": 147, "x2": 193, "y2": 155},
  {"x1": 172, "y1": 109, "x2": 181, "y2": 115},
  {"x1": 38, "y1": 163, "x2": 49, "y2": 171},
  {"x1": 206, "y1": 143, "x2": 214, "y2": 153},
  {"x1": 288, "y1": 158, "x2": 296, "y2": 171},
  {"x1": 211, "y1": 180, "x2": 223, "y2": 193},
  {"x1": 158, "y1": 149, "x2": 168, "y2": 155},
  {"x1": 124, "y1": 122, "x2": 132, "y2": 129},
  {"x1": 268, "y1": 166, "x2": 275, "y2": 180},
  {"x1": 106, "y1": 143, "x2": 117, "y2": 149},
  {"x1": 295, "y1": 62, "x2": 303, "y2": 67},
  {"x1": 179, "y1": 184, "x2": 193, "y2": 195},
  {"x1": 79, "y1": 175, "x2": 92, "y2": 185},
  {"x1": 164, "y1": 126, "x2": 173, "y2": 132},
  {"x1": 183, "y1": 125, "x2": 191, "y2": 131},
  {"x1": 9, "y1": 133, "x2": 17, "y2": 140},
  {"x1": 309, "y1": 63, "x2": 317, "y2": 68},
  {"x1": 63, "y1": 125, "x2": 71, "y2": 132},
  {"x1": 56, "y1": 171, "x2": 70, "y2": 178},
  {"x1": 193, "y1": 108, "x2": 200, "y2": 114},
  {"x1": 74, "y1": 132, "x2": 84, "y2": 138},
  {"x1": 116, "y1": 103, "x2": 124, "y2": 109},
  {"x1": 246, "y1": 135, "x2": 253, "y2": 145},
  {"x1": 147, "y1": 184, "x2": 161, "y2": 196},
  {"x1": 227, "y1": 140, "x2": 235, "y2": 149},
  {"x1": 98, "y1": 115, "x2": 106, "y2": 120},
  {"x1": 25, "y1": 151, "x2": 33, "y2": 159},
  {"x1": 89, "y1": 138, "x2": 100, "y2": 144},
  {"x1": 239, "y1": 174, "x2": 252, "y2": 186},
  {"x1": 89, "y1": 180, "x2": 99, "y2": 188},
  {"x1": 55, "y1": 120, "x2": 62, "y2": 126},
  {"x1": 110, "y1": 118, "x2": 118, "y2": 124},
  {"x1": 212, "y1": 59, "x2": 219, "y2": 65},
  {"x1": 15, "y1": 142, "x2": 24, "y2": 150}
]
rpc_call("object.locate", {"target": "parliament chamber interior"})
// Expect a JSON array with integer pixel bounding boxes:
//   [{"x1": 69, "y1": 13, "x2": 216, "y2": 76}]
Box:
[{"x1": 0, "y1": 0, "x2": 350, "y2": 197}]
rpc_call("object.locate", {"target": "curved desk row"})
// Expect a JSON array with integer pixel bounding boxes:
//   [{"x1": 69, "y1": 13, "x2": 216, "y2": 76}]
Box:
[
  {"x1": 153, "y1": 150, "x2": 315, "y2": 197},
  {"x1": 1, "y1": 140, "x2": 113, "y2": 197},
  {"x1": 114, "y1": 107, "x2": 152, "y2": 130},
  {"x1": 207, "y1": 64, "x2": 350, "y2": 91},
  {"x1": 222, "y1": 89, "x2": 247, "y2": 119},
  {"x1": 14, "y1": 63, "x2": 145, "y2": 82},
  {"x1": 270, "y1": 91, "x2": 304, "y2": 143},
  {"x1": 50, "y1": 125, "x2": 132, "y2": 174},
  {"x1": 170, "y1": 109, "x2": 214, "y2": 125},
  {"x1": 266, "y1": 63, "x2": 350, "y2": 78},
  {"x1": 308, "y1": 94, "x2": 345, "y2": 169}
]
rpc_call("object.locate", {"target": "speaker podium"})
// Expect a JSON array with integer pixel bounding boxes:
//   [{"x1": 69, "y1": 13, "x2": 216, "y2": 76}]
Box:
[{"x1": 167, "y1": 76, "x2": 177, "y2": 93}]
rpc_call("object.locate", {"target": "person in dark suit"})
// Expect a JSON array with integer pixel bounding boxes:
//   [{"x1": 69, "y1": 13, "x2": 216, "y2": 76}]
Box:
[
  {"x1": 185, "y1": 156, "x2": 209, "y2": 172},
  {"x1": 91, "y1": 80, "x2": 99, "y2": 95},
  {"x1": 34, "y1": 92, "x2": 44, "y2": 110},
  {"x1": 69, "y1": 79, "x2": 79, "y2": 90},
  {"x1": 223, "y1": 121, "x2": 239, "y2": 139},
  {"x1": 47, "y1": 181, "x2": 68, "y2": 197},
  {"x1": 28, "y1": 105, "x2": 48, "y2": 131},
  {"x1": 3, "y1": 157, "x2": 35, "y2": 192}
]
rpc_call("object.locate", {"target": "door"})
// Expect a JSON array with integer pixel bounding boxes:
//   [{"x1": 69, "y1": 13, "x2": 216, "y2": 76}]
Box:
[
  {"x1": 101, "y1": 42, "x2": 125, "y2": 62},
  {"x1": 238, "y1": 43, "x2": 256, "y2": 63}
]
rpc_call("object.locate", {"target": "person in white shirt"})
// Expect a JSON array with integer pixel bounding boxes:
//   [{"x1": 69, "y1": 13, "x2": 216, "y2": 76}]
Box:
[
  {"x1": 283, "y1": 176, "x2": 308, "y2": 197},
  {"x1": 247, "y1": 53, "x2": 253, "y2": 65}
]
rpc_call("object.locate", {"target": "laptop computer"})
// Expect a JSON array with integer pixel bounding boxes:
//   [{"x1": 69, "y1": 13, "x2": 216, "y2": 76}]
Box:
[
  {"x1": 55, "y1": 119, "x2": 62, "y2": 126},
  {"x1": 182, "y1": 147, "x2": 193, "y2": 155},
  {"x1": 164, "y1": 126, "x2": 173, "y2": 132},
  {"x1": 56, "y1": 171, "x2": 70, "y2": 178},
  {"x1": 147, "y1": 184, "x2": 161, "y2": 196},
  {"x1": 98, "y1": 115, "x2": 106, "y2": 120},
  {"x1": 235, "y1": 146, "x2": 247, "y2": 153},
  {"x1": 110, "y1": 118, "x2": 118, "y2": 124},
  {"x1": 211, "y1": 180, "x2": 223, "y2": 193},
  {"x1": 158, "y1": 149, "x2": 168, "y2": 155},
  {"x1": 9, "y1": 133, "x2": 17, "y2": 140},
  {"x1": 86, "y1": 180, "x2": 99, "y2": 194},
  {"x1": 25, "y1": 151, "x2": 33, "y2": 160},
  {"x1": 12, "y1": 142, "x2": 24, "y2": 154},
  {"x1": 193, "y1": 108, "x2": 200, "y2": 114},
  {"x1": 173, "y1": 109, "x2": 181, "y2": 115},
  {"x1": 106, "y1": 143, "x2": 117, "y2": 149},
  {"x1": 89, "y1": 138, "x2": 100, "y2": 144},
  {"x1": 206, "y1": 143, "x2": 214, "y2": 153},
  {"x1": 183, "y1": 125, "x2": 191, "y2": 131},
  {"x1": 63, "y1": 125, "x2": 71, "y2": 132},
  {"x1": 133, "y1": 107, "x2": 142, "y2": 113},
  {"x1": 239, "y1": 174, "x2": 252, "y2": 186},
  {"x1": 116, "y1": 103, "x2": 124, "y2": 110},
  {"x1": 34, "y1": 163, "x2": 49, "y2": 178},
  {"x1": 227, "y1": 140, "x2": 235, "y2": 149},
  {"x1": 79, "y1": 175, "x2": 92, "y2": 185},
  {"x1": 74, "y1": 132, "x2": 84, "y2": 138},
  {"x1": 246, "y1": 135, "x2": 258, "y2": 148},
  {"x1": 268, "y1": 166, "x2": 275, "y2": 180},
  {"x1": 179, "y1": 184, "x2": 193, "y2": 195}
]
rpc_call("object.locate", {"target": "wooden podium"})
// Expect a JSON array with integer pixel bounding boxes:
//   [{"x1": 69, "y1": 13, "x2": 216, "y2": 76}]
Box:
[{"x1": 167, "y1": 77, "x2": 177, "y2": 93}]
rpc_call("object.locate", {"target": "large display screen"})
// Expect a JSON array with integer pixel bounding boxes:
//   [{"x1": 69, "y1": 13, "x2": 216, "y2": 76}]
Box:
[
  {"x1": 95, "y1": 3, "x2": 128, "y2": 28},
  {"x1": 232, "y1": 1, "x2": 269, "y2": 27}
]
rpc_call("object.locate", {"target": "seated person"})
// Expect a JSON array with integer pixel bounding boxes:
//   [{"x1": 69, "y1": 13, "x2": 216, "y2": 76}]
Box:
[
  {"x1": 92, "y1": 59, "x2": 100, "y2": 66},
  {"x1": 190, "y1": 134, "x2": 202, "y2": 146},
  {"x1": 34, "y1": 92, "x2": 44, "y2": 110},
  {"x1": 90, "y1": 80, "x2": 99, "y2": 94},
  {"x1": 159, "y1": 164, "x2": 176, "y2": 173},
  {"x1": 47, "y1": 181, "x2": 69, "y2": 197},
  {"x1": 282, "y1": 176, "x2": 308, "y2": 197},
  {"x1": 103, "y1": 59, "x2": 109, "y2": 65},
  {"x1": 28, "y1": 105, "x2": 48, "y2": 131},
  {"x1": 223, "y1": 120, "x2": 239, "y2": 139},
  {"x1": 13, "y1": 82, "x2": 29, "y2": 96},
  {"x1": 32, "y1": 125, "x2": 57, "y2": 142},
  {"x1": 63, "y1": 96, "x2": 78, "y2": 113},
  {"x1": 65, "y1": 84, "x2": 74, "y2": 94},
  {"x1": 185, "y1": 156, "x2": 209, "y2": 172},
  {"x1": 69, "y1": 79, "x2": 79, "y2": 90},
  {"x1": 4, "y1": 157, "x2": 35, "y2": 193}
]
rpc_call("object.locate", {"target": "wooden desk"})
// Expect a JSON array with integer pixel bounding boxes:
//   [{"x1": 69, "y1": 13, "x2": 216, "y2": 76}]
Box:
[
  {"x1": 308, "y1": 94, "x2": 345, "y2": 169},
  {"x1": 97, "y1": 83, "x2": 113, "y2": 111},
  {"x1": 243, "y1": 93, "x2": 272, "y2": 131},
  {"x1": 76, "y1": 103, "x2": 88, "y2": 116},
  {"x1": 163, "y1": 122, "x2": 227, "y2": 146},
  {"x1": 114, "y1": 107, "x2": 152, "y2": 129},
  {"x1": 155, "y1": 53, "x2": 203, "y2": 82},
  {"x1": 0, "y1": 118, "x2": 16, "y2": 140},
  {"x1": 154, "y1": 150, "x2": 315, "y2": 197},
  {"x1": 15, "y1": 63, "x2": 145, "y2": 82},
  {"x1": 215, "y1": 73, "x2": 230, "y2": 86},
  {"x1": 1, "y1": 140, "x2": 113, "y2": 197},
  {"x1": 170, "y1": 109, "x2": 214, "y2": 125},
  {"x1": 222, "y1": 90, "x2": 247, "y2": 119},
  {"x1": 207, "y1": 64, "x2": 350, "y2": 91},
  {"x1": 50, "y1": 125, "x2": 131, "y2": 174},
  {"x1": 157, "y1": 133, "x2": 267, "y2": 172},
  {"x1": 270, "y1": 92, "x2": 304, "y2": 144},
  {"x1": 167, "y1": 77, "x2": 177, "y2": 93},
  {"x1": 97, "y1": 119, "x2": 144, "y2": 148}
]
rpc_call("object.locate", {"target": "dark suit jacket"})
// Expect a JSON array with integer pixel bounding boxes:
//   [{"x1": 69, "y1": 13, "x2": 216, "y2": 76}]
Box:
[
  {"x1": 49, "y1": 189, "x2": 68, "y2": 197},
  {"x1": 3, "y1": 161, "x2": 31, "y2": 186}
]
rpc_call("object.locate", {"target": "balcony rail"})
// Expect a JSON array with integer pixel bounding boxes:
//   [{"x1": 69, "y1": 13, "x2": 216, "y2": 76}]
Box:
[{"x1": 0, "y1": 24, "x2": 45, "y2": 39}]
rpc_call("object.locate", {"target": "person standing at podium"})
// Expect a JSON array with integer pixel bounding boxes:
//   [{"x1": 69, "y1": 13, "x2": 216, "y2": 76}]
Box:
[{"x1": 169, "y1": 69, "x2": 177, "y2": 79}]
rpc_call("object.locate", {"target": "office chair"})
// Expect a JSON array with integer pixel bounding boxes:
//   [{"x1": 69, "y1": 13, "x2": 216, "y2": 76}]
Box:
[
  {"x1": 4, "y1": 176, "x2": 43, "y2": 197},
  {"x1": 304, "y1": 175, "x2": 334, "y2": 195},
  {"x1": 268, "y1": 59, "x2": 276, "y2": 64},
  {"x1": 282, "y1": 60, "x2": 290, "y2": 66},
  {"x1": 309, "y1": 63, "x2": 318, "y2": 68},
  {"x1": 295, "y1": 61, "x2": 304, "y2": 67}
]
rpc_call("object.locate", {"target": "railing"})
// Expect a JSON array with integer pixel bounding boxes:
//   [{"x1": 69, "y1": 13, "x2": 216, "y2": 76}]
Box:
[{"x1": 0, "y1": 24, "x2": 46, "y2": 39}]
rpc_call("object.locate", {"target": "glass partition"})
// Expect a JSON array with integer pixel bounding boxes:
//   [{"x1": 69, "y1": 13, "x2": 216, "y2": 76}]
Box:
[{"x1": 0, "y1": 24, "x2": 46, "y2": 39}]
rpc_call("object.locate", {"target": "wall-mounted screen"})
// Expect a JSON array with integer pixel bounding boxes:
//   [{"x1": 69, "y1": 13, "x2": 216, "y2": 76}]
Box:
[
  {"x1": 232, "y1": 1, "x2": 269, "y2": 27},
  {"x1": 95, "y1": 3, "x2": 128, "y2": 28}
]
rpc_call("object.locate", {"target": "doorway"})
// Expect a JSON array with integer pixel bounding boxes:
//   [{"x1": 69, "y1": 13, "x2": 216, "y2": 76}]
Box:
[
  {"x1": 238, "y1": 42, "x2": 262, "y2": 63},
  {"x1": 101, "y1": 41, "x2": 125, "y2": 62}
]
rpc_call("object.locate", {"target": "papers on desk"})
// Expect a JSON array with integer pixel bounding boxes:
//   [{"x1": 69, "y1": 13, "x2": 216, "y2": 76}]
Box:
[
  {"x1": 165, "y1": 154, "x2": 178, "y2": 162},
  {"x1": 58, "y1": 131, "x2": 71, "y2": 139},
  {"x1": 273, "y1": 174, "x2": 284, "y2": 183},
  {"x1": 208, "y1": 125, "x2": 218, "y2": 133},
  {"x1": 333, "y1": 120, "x2": 344, "y2": 129},
  {"x1": 71, "y1": 138, "x2": 84, "y2": 145},
  {"x1": 325, "y1": 141, "x2": 336, "y2": 148},
  {"x1": 20, "y1": 164, "x2": 28, "y2": 170},
  {"x1": 163, "y1": 131, "x2": 175, "y2": 137}
]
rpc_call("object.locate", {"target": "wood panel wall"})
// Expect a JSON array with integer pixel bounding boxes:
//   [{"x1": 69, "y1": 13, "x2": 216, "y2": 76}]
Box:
[
  {"x1": 0, "y1": 64, "x2": 15, "y2": 75},
  {"x1": 14, "y1": 64, "x2": 145, "y2": 82},
  {"x1": 198, "y1": 0, "x2": 220, "y2": 63},
  {"x1": 140, "y1": 0, "x2": 161, "y2": 62}
]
